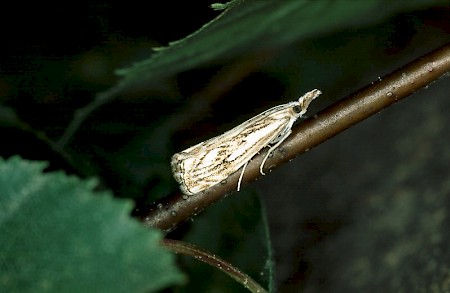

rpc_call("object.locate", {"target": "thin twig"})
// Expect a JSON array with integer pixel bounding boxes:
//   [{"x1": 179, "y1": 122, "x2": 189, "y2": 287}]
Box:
[
  {"x1": 163, "y1": 239, "x2": 268, "y2": 293},
  {"x1": 135, "y1": 42, "x2": 450, "y2": 231},
  {"x1": 56, "y1": 85, "x2": 124, "y2": 149}
]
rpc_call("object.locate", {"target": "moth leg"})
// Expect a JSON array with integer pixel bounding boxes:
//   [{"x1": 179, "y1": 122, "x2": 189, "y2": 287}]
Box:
[
  {"x1": 237, "y1": 161, "x2": 249, "y2": 192},
  {"x1": 260, "y1": 129, "x2": 292, "y2": 175}
]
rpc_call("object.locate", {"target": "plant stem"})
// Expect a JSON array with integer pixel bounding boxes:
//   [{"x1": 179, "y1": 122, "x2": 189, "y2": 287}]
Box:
[
  {"x1": 163, "y1": 239, "x2": 268, "y2": 293},
  {"x1": 134, "y1": 42, "x2": 450, "y2": 231}
]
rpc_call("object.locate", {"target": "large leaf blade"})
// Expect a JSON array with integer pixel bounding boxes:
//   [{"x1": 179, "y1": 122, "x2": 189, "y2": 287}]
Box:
[{"x1": 0, "y1": 156, "x2": 184, "y2": 292}]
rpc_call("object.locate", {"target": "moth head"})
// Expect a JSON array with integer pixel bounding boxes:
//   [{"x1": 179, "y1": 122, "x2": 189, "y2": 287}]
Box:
[
  {"x1": 292, "y1": 105, "x2": 302, "y2": 114},
  {"x1": 290, "y1": 102, "x2": 308, "y2": 117},
  {"x1": 295, "y1": 89, "x2": 322, "y2": 116}
]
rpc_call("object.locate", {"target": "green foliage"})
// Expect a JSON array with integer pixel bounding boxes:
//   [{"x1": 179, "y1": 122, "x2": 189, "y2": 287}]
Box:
[
  {"x1": 0, "y1": 156, "x2": 184, "y2": 292},
  {"x1": 114, "y1": 0, "x2": 441, "y2": 92}
]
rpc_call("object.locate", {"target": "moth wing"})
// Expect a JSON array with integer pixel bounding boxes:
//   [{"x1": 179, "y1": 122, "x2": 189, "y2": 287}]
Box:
[
  {"x1": 171, "y1": 130, "x2": 246, "y2": 194},
  {"x1": 224, "y1": 114, "x2": 292, "y2": 164},
  {"x1": 172, "y1": 107, "x2": 295, "y2": 194}
]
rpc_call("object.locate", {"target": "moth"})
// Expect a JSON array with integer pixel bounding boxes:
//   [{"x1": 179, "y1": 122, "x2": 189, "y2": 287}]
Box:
[{"x1": 171, "y1": 89, "x2": 321, "y2": 195}]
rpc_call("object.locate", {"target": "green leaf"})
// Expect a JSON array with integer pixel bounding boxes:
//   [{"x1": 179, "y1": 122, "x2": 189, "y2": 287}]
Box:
[
  {"x1": 0, "y1": 156, "x2": 184, "y2": 292},
  {"x1": 115, "y1": 0, "x2": 441, "y2": 91},
  {"x1": 176, "y1": 190, "x2": 274, "y2": 293}
]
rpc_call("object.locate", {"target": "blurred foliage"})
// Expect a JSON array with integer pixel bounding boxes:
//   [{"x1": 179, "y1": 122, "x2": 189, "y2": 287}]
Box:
[{"x1": 0, "y1": 157, "x2": 184, "y2": 292}]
